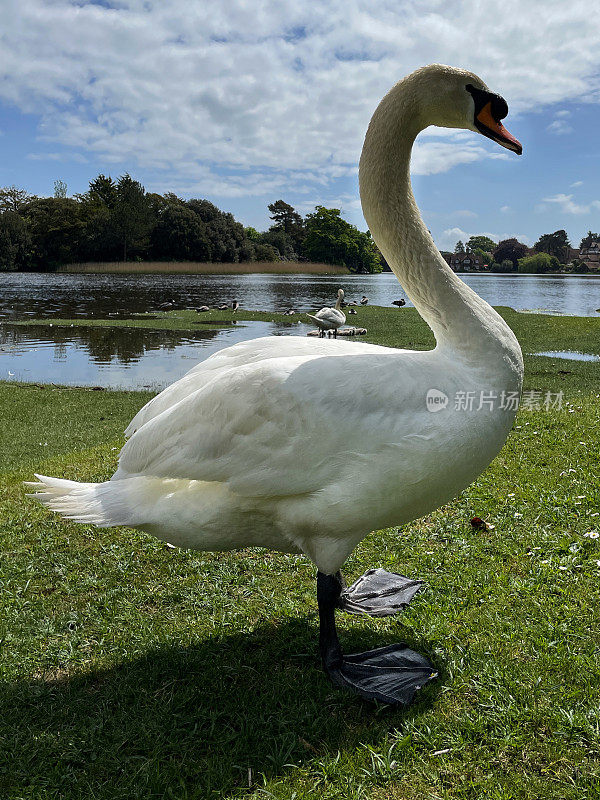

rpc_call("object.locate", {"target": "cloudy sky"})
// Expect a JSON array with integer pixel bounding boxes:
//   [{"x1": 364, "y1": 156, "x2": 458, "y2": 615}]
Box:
[{"x1": 1, "y1": 0, "x2": 600, "y2": 250}]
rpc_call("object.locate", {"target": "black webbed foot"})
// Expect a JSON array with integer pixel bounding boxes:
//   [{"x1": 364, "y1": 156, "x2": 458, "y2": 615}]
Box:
[
  {"x1": 339, "y1": 568, "x2": 423, "y2": 617},
  {"x1": 317, "y1": 571, "x2": 436, "y2": 705},
  {"x1": 328, "y1": 644, "x2": 437, "y2": 705}
]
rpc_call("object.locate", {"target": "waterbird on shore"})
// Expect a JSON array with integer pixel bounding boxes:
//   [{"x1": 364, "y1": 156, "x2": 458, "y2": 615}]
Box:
[
  {"x1": 360, "y1": 296, "x2": 369, "y2": 305},
  {"x1": 197, "y1": 306, "x2": 210, "y2": 312},
  {"x1": 30, "y1": 65, "x2": 523, "y2": 706},
  {"x1": 392, "y1": 299, "x2": 406, "y2": 307},
  {"x1": 216, "y1": 303, "x2": 229, "y2": 311},
  {"x1": 230, "y1": 300, "x2": 240, "y2": 312},
  {"x1": 306, "y1": 289, "x2": 346, "y2": 338}
]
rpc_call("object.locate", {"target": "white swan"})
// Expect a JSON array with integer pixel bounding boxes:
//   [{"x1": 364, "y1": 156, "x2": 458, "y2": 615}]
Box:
[
  {"x1": 30, "y1": 65, "x2": 523, "y2": 705},
  {"x1": 307, "y1": 289, "x2": 346, "y2": 337}
]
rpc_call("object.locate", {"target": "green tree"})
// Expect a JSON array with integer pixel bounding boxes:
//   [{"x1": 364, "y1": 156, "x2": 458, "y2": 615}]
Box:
[
  {"x1": 53, "y1": 180, "x2": 68, "y2": 199},
  {"x1": 534, "y1": 229, "x2": 570, "y2": 263},
  {"x1": 77, "y1": 175, "x2": 121, "y2": 261},
  {"x1": 113, "y1": 174, "x2": 152, "y2": 261},
  {"x1": 150, "y1": 203, "x2": 211, "y2": 261},
  {"x1": 253, "y1": 242, "x2": 280, "y2": 261},
  {"x1": 244, "y1": 227, "x2": 261, "y2": 242},
  {"x1": 22, "y1": 198, "x2": 89, "y2": 269},
  {"x1": 517, "y1": 252, "x2": 560, "y2": 273},
  {"x1": 0, "y1": 212, "x2": 30, "y2": 270},
  {"x1": 83, "y1": 174, "x2": 118, "y2": 209},
  {"x1": 268, "y1": 200, "x2": 305, "y2": 248},
  {"x1": 579, "y1": 231, "x2": 600, "y2": 249},
  {"x1": 187, "y1": 199, "x2": 248, "y2": 262},
  {"x1": 261, "y1": 229, "x2": 298, "y2": 260},
  {"x1": 0, "y1": 185, "x2": 36, "y2": 213},
  {"x1": 454, "y1": 240, "x2": 465, "y2": 254},
  {"x1": 472, "y1": 248, "x2": 494, "y2": 267},
  {"x1": 303, "y1": 206, "x2": 381, "y2": 273},
  {"x1": 466, "y1": 235, "x2": 496, "y2": 254},
  {"x1": 493, "y1": 238, "x2": 529, "y2": 269}
]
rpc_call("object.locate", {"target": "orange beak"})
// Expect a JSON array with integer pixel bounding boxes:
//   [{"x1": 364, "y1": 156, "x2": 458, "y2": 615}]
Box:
[{"x1": 477, "y1": 101, "x2": 522, "y2": 155}]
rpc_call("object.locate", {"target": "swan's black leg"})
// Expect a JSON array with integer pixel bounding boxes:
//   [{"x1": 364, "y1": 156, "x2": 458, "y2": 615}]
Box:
[
  {"x1": 317, "y1": 571, "x2": 344, "y2": 672},
  {"x1": 338, "y1": 568, "x2": 424, "y2": 617},
  {"x1": 317, "y1": 571, "x2": 437, "y2": 705}
]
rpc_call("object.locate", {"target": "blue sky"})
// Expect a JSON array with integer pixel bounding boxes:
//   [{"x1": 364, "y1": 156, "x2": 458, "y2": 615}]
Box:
[{"x1": 1, "y1": 0, "x2": 600, "y2": 252}]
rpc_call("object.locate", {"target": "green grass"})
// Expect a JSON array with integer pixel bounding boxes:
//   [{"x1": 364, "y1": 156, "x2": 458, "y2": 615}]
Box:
[{"x1": 1, "y1": 308, "x2": 600, "y2": 799}]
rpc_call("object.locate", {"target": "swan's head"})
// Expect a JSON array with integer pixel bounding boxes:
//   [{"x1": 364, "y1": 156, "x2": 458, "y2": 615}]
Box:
[
  {"x1": 407, "y1": 64, "x2": 522, "y2": 155},
  {"x1": 337, "y1": 289, "x2": 345, "y2": 298}
]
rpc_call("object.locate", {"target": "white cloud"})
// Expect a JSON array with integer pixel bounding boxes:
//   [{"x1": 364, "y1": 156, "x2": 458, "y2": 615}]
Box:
[
  {"x1": 451, "y1": 209, "x2": 478, "y2": 219},
  {"x1": 570, "y1": 180, "x2": 584, "y2": 187},
  {"x1": 500, "y1": 205, "x2": 512, "y2": 213},
  {"x1": 1, "y1": 0, "x2": 600, "y2": 202},
  {"x1": 547, "y1": 119, "x2": 574, "y2": 135},
  {"x1": 542, "y1": 193, "x2": 600, "y2": 215},
  {"x1": 437, "y1": 226, "x2": 500, "y2": 250},
  {"x1": 436, "y1": 225, "x2": 532, "y2": 251},
  {"x1": 438, "y1": 226, "x2": 470, "y2": 250}
]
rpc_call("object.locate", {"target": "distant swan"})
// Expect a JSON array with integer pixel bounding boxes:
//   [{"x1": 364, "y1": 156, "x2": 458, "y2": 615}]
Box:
[
  {"x1": 307, "y1": 289, "x2": 346, "y2": 337},
  {"x1": 30, "y1": 65, "x2": 523, "y2": 705}
]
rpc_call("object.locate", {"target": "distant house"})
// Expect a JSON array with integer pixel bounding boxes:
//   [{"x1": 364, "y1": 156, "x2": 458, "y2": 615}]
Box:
[
  {"x1": 575, "y1": 240, "x2": 600, "y2": 271},
  {"x1": 443, "y1": 252, "x2": 483, "y2": 271}
]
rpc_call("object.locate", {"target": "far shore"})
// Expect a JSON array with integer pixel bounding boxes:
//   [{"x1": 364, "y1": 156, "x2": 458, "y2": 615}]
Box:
[
  {"x1": 58, "y1": 261, "x2": 350, "y2": 276},
  {"x1": 52, "y1": 261, "x2": 599, "y2": 277}
]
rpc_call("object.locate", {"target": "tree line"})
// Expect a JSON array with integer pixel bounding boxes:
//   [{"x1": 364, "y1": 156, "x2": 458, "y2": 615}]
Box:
[
  {"x1": 0, "y1": 177, "x2": 382, "y2": 273},
  {"x1": 447, "y1": 229, "x2": 597, "y2": 273}
]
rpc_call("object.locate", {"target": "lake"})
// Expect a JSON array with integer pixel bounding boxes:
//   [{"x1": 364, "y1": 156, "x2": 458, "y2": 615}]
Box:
[
  {"x1": 1, "y1": 272, "x2": 600, "y2": 320},
  {"x1": 1, "y1": 272, "x2": 599, "y2": 389}
]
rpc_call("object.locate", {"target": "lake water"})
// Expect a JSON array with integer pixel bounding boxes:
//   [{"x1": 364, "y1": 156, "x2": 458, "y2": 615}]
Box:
[
  {"x1": 1, "y1": 272, "x2": 599, "y2": 389},
  {"x1": 1, "y1": 272, "x2": 599, "y2": 320},
  {"x1": 532, "y1": 351, "x2": 600, "y2": 362}
]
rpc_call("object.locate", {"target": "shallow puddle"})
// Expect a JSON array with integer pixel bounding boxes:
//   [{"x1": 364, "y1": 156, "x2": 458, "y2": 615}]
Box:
[
  {"x1": 530, "y1": 350, "x2": 600, "y2": 362},
  {"x1": 0, "y1": 319, "x2": 303, "y2": 389}
]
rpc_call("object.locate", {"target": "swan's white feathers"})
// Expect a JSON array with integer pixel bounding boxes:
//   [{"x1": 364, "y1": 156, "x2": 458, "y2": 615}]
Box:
[
  {"x1": 124, "y1": 336, "x2": 387, "y2": 437},
  {"x1": 306, "y1": 308, "x2": 346, "y2": 330},
  {"x1": 117, "y1": 344, "x2": 433, "y2": 499}
]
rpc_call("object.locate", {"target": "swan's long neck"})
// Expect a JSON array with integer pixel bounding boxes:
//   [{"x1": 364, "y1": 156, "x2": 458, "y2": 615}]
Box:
[{"x1": 359, "y1": 80, "x2": 522, "y2": 376}]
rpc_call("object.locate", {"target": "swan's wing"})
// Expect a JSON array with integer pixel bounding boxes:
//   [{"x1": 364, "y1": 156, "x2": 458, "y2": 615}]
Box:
[
  {"x1": 124, "y1": 336, "x2": 384, "y2": 437},
  {"x1": 310, "y1": 308, "x2": 344, "y2": 326},
  {"x1": 116, "y1": 350, "x2": 416, "y2": 498}
]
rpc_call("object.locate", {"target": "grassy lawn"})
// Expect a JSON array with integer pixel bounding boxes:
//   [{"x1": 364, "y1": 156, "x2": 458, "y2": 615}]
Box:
[{"x1": 1, "y1": 308, "x2": 599, "y2": 799}]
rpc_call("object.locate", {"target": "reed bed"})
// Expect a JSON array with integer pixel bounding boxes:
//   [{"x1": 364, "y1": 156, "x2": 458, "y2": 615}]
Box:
[{"x1": 59, "y1": 261, "x2": 349, "y2": 275}]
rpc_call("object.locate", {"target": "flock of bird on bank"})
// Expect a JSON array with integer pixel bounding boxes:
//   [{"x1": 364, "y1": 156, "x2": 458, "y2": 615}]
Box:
[{"x1": 164, "y1": 293, "x2": 407, "y2": 338}]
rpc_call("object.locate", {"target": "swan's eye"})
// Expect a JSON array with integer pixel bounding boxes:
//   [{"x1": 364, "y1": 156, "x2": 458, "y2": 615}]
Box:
[
  {"x1": 466, "y1": 83, "x2": 522, "y2": 155},
  {"x1": 490, "y1": 94, "x2": 508, "y2": 122}
]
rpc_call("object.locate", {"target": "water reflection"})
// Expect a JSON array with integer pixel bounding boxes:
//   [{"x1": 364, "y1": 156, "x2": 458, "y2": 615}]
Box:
[
  {"x1": 0, "y1": 320, "x2": 302, "y2": 389},
  {"x1": 1, "y1": 272, "x2": 599, "y2": 320}
]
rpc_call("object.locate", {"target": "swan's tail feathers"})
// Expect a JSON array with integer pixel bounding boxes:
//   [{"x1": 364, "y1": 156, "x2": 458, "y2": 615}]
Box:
[
  {"x1": 26, "y1": 474, "x2": 134, "y2": 528},
  {"x1": 306, "y1": 314, "x2": 323, "y2": 325}
]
